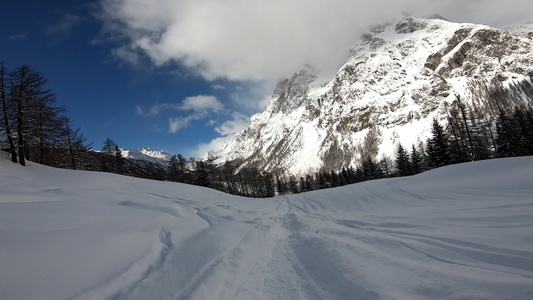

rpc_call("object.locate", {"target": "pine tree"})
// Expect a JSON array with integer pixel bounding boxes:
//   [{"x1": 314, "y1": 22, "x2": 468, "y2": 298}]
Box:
[
  {"x1": 521, "y1": 108, "x2": 533, "y2": 155},
  {"x1": 330, "y1": 170, "x2": 339, "y2": 187},
  {"x1": 168, "y1": 155, "x2": 178, "y2": 181},
  {"x1": 288, "y1": 175, "x2": 299, "y2": 193},
  {"x1": 426, "y1": 118, "x2": 451, "y2": 168},
  {"x1": 299, "y1": 176, "x2": 306, "y2": 192},
  {"x1": 361, "y1": 156, "x2": 383, "y2": 180},
  {"x1": 410, "y1": 144, "x2": 423, "y2": 175},
  {"x1": 395, "y1": 143, "x2": 411, "y2": 176},
  {"x1": 513, "y1": 108, "x2": 533, "y2": 155},
  {"x1": 495, "y1": 110, "x2": 521, "y2": 157},
  {"x1": 340, "y1": 168, "x2": 350, "y2": 185},
  {"x1": 276, "y1": 175, "x2": 287, "y2": 194},
  {"x1": 304, "y1": 174, "x2": 315, "y2": 191},
  {"x1": 195, "y1": 160, "x2": 210, "y2": 187},
  {"x1": 114, "y1": 145, "x2": 125, "y2": 174},
  {"x1": 315, "y1": 171, "x2": 326, "y2": 190}
]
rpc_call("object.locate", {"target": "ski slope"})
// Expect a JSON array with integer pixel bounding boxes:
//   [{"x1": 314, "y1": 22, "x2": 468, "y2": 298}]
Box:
[{"x1": 1, "y1": 155, "x2": 533, "y2": 299}]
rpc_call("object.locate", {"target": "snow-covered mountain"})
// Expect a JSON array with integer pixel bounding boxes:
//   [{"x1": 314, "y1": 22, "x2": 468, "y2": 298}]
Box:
[
  {"x1": 121, "y1": 147, "x2": 171, "y2": 165},
  {"x1": 219, "y1": 16, "x2": 533, "y2": 175}
]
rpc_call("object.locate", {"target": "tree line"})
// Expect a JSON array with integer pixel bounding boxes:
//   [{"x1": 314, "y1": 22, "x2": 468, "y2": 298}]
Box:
[
  {"x1": 2, "y1": 62, "x2": 532, "y2": 198},
  {"x1": 163, "y1": 92, "x2": 533, "y2": 197},
  {"x1": 0, "y1": 62, "x2": 168, "y2": 178}
]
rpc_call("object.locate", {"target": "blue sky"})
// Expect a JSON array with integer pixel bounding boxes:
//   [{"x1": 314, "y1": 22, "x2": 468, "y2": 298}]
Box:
[
  {"x1": 2, "y1": 0, "x2": 531, "y2": 158},
  {"x1": 1, "y1": 0, "x2": 266, "y2": 158}
]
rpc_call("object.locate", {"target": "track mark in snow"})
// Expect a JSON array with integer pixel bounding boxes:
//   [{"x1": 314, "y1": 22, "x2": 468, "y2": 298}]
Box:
[
  {"x1": 195, "y1": 209, "x2": 214, "y2": 227},
  {"x1": 263, "y1": 210, "x2": 379, "y2": 300},
  {"x1": 74, "y1": 228, "x2": 175, "y2": 300},
  {"x1": 118, "y1": 201, "x2": 183, "y2": 218},
  {"x1": 396, "y1": 237, "x2": 533, "y2": 278},
  {"x1": 113, "y1": 205, "x2": 283, "y2": 300}
]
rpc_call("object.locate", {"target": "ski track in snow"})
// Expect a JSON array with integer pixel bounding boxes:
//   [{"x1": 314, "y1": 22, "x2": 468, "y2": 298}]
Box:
[{"x1": 1, "y1": 156, "x2": 533, "y2": 299}]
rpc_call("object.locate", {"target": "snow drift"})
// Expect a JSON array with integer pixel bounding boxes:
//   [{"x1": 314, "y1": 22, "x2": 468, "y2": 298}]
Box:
[{"x1": 1, "y1": 155, "x2": 533, "y2": 299}]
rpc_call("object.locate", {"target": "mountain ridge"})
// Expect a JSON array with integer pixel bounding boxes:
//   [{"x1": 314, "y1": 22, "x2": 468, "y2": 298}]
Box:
[
  {"x1": 121, "y1": 147, "x2": 171, "y2": 165},
  {"x1": 218, "y1": 16, "x2": 533, "y2": 175}
]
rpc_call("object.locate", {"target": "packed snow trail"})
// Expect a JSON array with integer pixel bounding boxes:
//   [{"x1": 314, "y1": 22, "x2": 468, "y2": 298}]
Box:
[{"x1": 1, "y1": 156, "x2": 533, "y2": 299}]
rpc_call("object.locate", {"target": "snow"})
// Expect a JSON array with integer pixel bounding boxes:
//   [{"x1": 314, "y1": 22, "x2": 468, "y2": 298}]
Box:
[{"x1": 1, "y1": 154, "x2": 533, "y2": 299}]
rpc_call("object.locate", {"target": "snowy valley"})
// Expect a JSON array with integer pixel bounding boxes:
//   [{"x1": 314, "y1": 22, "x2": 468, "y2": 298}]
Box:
[{"x1": 1, "y1": 155, "x2": 533, "y2": 300}]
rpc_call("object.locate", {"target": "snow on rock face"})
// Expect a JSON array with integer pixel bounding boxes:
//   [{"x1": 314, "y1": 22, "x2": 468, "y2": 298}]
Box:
[
  {"x1": 270, "y1": 67, "x2": 318, "y2": 114},
  {"x1": 219, "y1": 17, "x2": 533, "y2": 175}
]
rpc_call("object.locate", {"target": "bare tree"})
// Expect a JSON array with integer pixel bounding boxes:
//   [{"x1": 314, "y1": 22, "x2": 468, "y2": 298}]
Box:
[
  {"x1": 7, "y1": 65, "x2": 63, "y2": 165},
  {"x1": 102, "y1": 137, "x2": 117, "y2": 155}
]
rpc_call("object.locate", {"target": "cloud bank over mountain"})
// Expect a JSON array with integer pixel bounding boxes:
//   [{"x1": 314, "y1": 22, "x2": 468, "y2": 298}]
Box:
[{"x1": 98, "y1": 0, "x2": 533, "y2": 84}]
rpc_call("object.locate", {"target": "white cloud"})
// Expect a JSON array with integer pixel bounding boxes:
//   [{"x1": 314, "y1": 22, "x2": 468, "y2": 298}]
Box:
[
  {"x1": 432, "y1": 0, "x2": 533, "y2": 27},
  {"x1": 98, "y1": 0, "x2": 409, "y2": 82},
  {"x1": 189, "y1": 112, "x2": 249, "y2": 158},
  {"x1": 99, "y1": 0, "x2": 533, "y2": 84},
  {"x1": 258, "y1": 96, "x2": 273, "y2": 111},
  {"x1": 214, "y1": 112, "x2": 249, "y2": 136},
  {"x1": 112, "y1": 45, "x2": 140, "y2": 65},
  {"x1": 211, "y1": 84, "x2": 225, "y2": 91},
  {"x1": 192, "y1": 136, "x2": 230, "y2": 159},
  {"x1": 168, "y1": 115, "x2": 197, "y2": 133},
  {"x1": 227, "y1": 82, "x2": 274, "y2": 112},
  {"x1": 136, "y1": 94, "x2": 221, "y2": 117},
  {"x1": 135, "y1": 103, "x2": 170, "y2": 117},
  {"x1": 180, "y1": 95, "x2": 223, "y2": 113},
  {"x1": 137, "y1": 95, "x2": 224, "y2": 133}
]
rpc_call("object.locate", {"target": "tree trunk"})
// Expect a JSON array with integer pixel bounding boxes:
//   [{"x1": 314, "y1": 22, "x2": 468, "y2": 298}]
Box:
[
  {"x1": 0, "y1": 62, "x2": 17, "y2": 163},
  {"x1": 16, "y1": 68, "x2": 27, "y2": 166},
  {"x1": 65, "y1": 117, "x2": 76, "y2": 169}
]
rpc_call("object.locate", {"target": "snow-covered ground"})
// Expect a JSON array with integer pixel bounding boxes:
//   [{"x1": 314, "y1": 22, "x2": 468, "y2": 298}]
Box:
[{"x1": 1, "y1": 155, "x2": 533, "y2": 300}]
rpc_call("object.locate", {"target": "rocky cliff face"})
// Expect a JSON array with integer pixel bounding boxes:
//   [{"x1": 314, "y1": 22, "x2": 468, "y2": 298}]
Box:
[{"x1": 219, "y1": 17, "x2": 533, "y2": 175}]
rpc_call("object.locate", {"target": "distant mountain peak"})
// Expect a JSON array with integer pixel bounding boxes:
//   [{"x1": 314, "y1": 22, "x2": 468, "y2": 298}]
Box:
[
  {"x1": 270, "y1": 67, "x2": 318, "y2": 114},
  {"x1": 122, "y1": 147, "x2": 171, "y2": 164}
]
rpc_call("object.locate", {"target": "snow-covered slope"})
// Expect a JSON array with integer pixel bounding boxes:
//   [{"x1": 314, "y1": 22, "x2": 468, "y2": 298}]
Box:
[
  {"x1": 121, "y1": 147, "x2": 171, "y2": 165},
  {"x1": 1, "y1": 155, "x2": 533, "y2": 300},
  {"x1": 219, "y1": 17, "x2": 533, "y2": 175}
]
